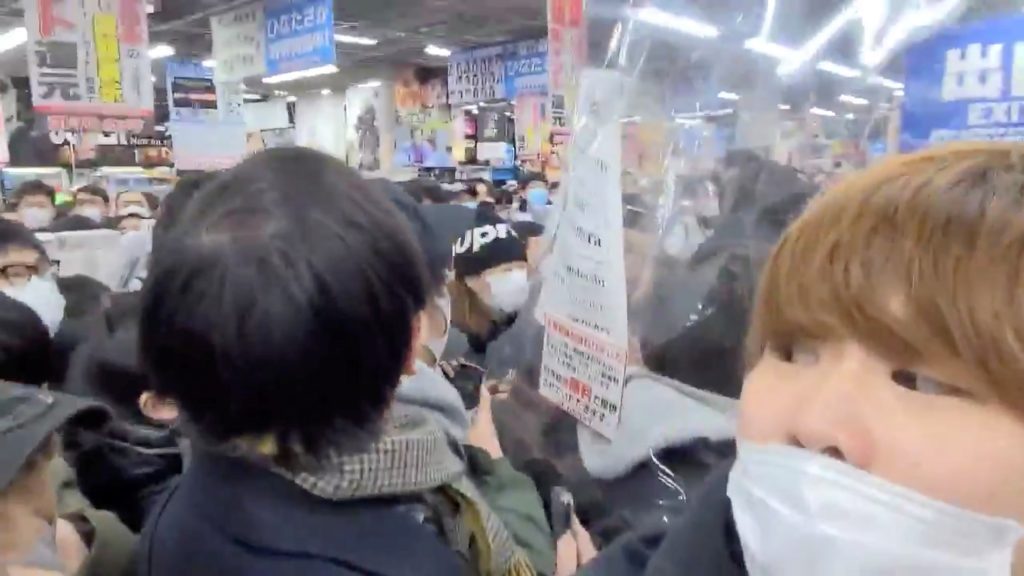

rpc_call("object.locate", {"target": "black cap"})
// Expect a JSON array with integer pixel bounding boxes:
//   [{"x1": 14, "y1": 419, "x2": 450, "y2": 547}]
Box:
[
  {"x1": 453, "y1": 210, "x2": 527, "y2": 279},
  {"x1": 0, "y1": 381, "x2": 108, "y2": 490}
]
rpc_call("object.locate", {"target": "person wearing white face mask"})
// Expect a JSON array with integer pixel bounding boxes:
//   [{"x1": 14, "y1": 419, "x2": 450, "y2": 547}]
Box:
[
  {"x1": 0, "y1": 221, "x2": 65, "y2": 336},
  {"x1": 449, "y1": 211, "x2": 531, "y2": 362},
  {"x1": 70, "y1": 185, "x2": 110, "y2": 225},
  {"x1": 12, "y1": 180, "x2": 58, "y2": 231},
  {"x1": 581, "y1": 144, "x2": 1024, "y2": 576}
]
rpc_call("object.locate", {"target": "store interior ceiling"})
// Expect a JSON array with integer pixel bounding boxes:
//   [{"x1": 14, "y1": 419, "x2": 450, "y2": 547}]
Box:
[{"x1": 0, "y1": 0, "x2": 1017, "y2": 112}]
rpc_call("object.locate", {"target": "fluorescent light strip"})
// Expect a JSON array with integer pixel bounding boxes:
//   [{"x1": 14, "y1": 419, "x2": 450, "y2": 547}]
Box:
[
  {"x1": 424, "y1": 44, "x2": 452, "y2": 57},
  {"x1": 809, "y1": 107, "x2": 837, "y2": 117},
  {"x1": 757, "y1": 0, "x2": 777, "y2": 38},
  {"x1": 816, "y1": 60, "x2": 862, "y2": 78},
  {"x1": 242, "y1": 93, "x2": 263, "y2": 101},
  {"x1": 261, "y1": 64, "x2": 340, "y2": 84},
  {"x1": 868, "y1": 75, "x2": 905, "y2": 90},
  {"x1": 0, "y1": 27, "x2": 27, "y2": 53},
  {"x1": 632, "y1": 6, "x2": 720, "y2": 39},
  {"x1": 778, "y1": 104, "x2": 791, "y2": 110},
  {"x1": 894, "y1": 89, "x2": 905, "y2": 97},
  {"x1": 717, "y1": 91, "x2": 740, "y2": 101},
  {"x1": 838, "y1": 94, "x2": 870, "y2": 106},
  {"x1": 201, "y1": 59, "x2": 216, "y2": 68},
  {"x1": 320, "y1": 88, "x2": 332, "y2": 95},
  {"x1": 845, "y1": 113, "x2": 856, "y2": 119},
  {"x1": 777, "y1": 2, "x2": 859, "y2": 76},
  {"x1": 148, "y1": 44, "x2": 175, "y2": 59},
  {"x1": 744, "y1": 37, "x2": 796, "y2": 59},
  {"x1": 356, "y1": 80, "x2": 382, "y2": 88},
  {"x1": 334, "y1": 33, "x2": 378, "y2": 46}
]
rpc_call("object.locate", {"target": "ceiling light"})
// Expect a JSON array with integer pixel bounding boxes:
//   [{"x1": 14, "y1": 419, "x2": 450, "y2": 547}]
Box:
[
  {"x1": 717, "y1": 91, "x2": 740, "y2": 101},
  {"x1": 777, "y1": 2, "x2": 859, "y2": 76},
  {"x1": 778, "y1": 104, "x2": 791, "y2": 110},
  {"x1": 809, "y1": 107, "x2": 837, "y2": 117},
  {"x1": 356, "y1": 80, "x2": 382, "y2": 88},
  {"x1": 286, "y1": 95, "x2": 298, "y2": 103},
  {"x1": 894, "y1": 89, "x2": 905, "y2": 97},
  {"x1": 744, "y1": 37, "x2": 796, "y2": 60},
  {"x1": 242, "y1": 93, "x2": 263, "y2": 101},
  {"x1": 320, "y1": 88, "x2": 332, "y2": 95},
  {"x1": 202, "y1": 59, "x2": 216, "y2": 68},
  {"x1": 845, "y1": 113, "x2": 856, "y2": 119},
  {"x1": 146, "y1": 2, "x2": 156, "y2": 14},
  {"x1": 838, "y1": 94, "x2": 870, "y2": 106},
  {"x1": 868, "y1": 76, "x2": 905, "y2": 90},
  {"x1": 0, "y1": 27, "x2": 26, "y2": 53},
  {"x1": 816, "y1": 60, "x2": 862, "y2": 78},
  {"x1": 261, "y1": 64, "x2": 340, "y2": 84},
  {"x1": 335, "y1": 33, "x2": 378, "y2": 46},
  {"x1": 148, "y1": 44, "x2": 175, "y2": 59},
  {"x1": 150, "y1": 75, "x2": 156, "y2": 82},
  {"x1": 273, "y1": 90, "x2": 288, "y2": 96},
  {"x1": 424, "y1": 44, "x2": 452, "y2": 57},
  {"x1": 632, "y1": 6, "x2": 720, "y2": 39}
]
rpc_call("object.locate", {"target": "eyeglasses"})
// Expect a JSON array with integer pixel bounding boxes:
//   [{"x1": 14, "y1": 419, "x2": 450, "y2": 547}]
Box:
[{"x1": 0, "y1": 261, "x2": 53, "y2": 286}]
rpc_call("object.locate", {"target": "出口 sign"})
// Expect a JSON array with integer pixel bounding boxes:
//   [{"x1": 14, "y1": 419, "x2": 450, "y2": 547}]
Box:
[{"x1": 24, "y1": 0, "x2": 154, "y2": 128}]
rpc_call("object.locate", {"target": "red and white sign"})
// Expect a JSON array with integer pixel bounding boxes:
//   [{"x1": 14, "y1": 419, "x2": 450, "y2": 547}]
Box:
[{"x1": 24, "y1": 0, "x2": 154, "y2": 126}]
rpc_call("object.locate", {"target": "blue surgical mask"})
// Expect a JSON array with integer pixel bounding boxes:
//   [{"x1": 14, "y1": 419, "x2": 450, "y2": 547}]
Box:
[{"x1": 526, "y1": 187, "x2": 550, "y2": 207}]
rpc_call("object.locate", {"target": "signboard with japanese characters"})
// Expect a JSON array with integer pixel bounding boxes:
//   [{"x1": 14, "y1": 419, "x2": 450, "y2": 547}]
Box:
[
  {"x1": 166, "y1": 59, "x2": 218, "y2": 124},
  {"x1": 448, "y1": 45, "x2": 506, "y2": 105},
  {"x1": 538, "y1": 70, "x2": 629, "y2": 439},
  {"x1": 23, "y1": 0, "x2": 153, "y2": 133},
  {"x1": 264, "y1": 0, "x2": 336, "y2": 75},
  {"x1": 902, "y1": 14, "x2": 1024, "y2": 151},
  {"x1": 504, "y1": 39, "x2": 548, "y2": 98},
  {"x1": 211, "y1": 3, "x2": 267, "y2": 83}
]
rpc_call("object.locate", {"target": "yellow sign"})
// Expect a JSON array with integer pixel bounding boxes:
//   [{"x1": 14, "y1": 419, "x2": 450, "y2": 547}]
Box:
[{"x1": 93, "y1": 13, "x2": 122, "y2": 103}]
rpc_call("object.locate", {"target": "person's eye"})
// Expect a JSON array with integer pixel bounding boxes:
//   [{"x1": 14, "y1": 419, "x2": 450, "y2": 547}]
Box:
[{"x1": 890, "y1": 369, "x2": 970, "y2": 398}]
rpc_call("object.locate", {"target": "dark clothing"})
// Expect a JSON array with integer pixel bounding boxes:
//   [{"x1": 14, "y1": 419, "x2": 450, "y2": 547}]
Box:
[
  {"x1": 139, "y1": 450, "x2": 465, "y2": 576},
  {"x1": 580, "y1": 460, "x2": 746, "y2": 576}
]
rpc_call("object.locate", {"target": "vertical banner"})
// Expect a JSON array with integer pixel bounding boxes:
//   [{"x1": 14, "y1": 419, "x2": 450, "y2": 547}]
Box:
[
  {"x1": 24, "y1": 0, "x2": 153, "y2": 131},
  {"x1": 901, "y1": 14, "x2": 1024, "y2": 152},
  {"x1": 264, "y1": 0, "x2": 336, "y2": 75},
  {"x1": 394, "y1": 69, "x2": 454, "y2": 168},
  {"x1": 211, "y1": 3, "x2": 267, "y2": 83},
  {"x1": 547, "y1": 0, "x2": 586, "y2": 182},
  {"x1": 504, "y1": 39, "x2": 548, "y2": 99},
  {"x1": 539, "y1": 70, "x2": 629, "y2": 438}
]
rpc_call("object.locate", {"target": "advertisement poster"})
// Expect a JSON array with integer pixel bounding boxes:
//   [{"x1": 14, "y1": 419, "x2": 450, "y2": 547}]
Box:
[
  {"x1": 902, "y1": 14, "x2": 1024, "y2": 151},
  {"x1": 211, "y1": 3, "x2": 267, "y2": 83},
  {"x1": 448, "y1": 45, "x2": 505, "y2": 105},
  {"x1": 394, "y1": 69, "x2": 454, "y2": 168},
  {"x1": 169, "y1": 122, "x2": 248, "y2": 170},
  {"x1": 165, "y1": 59, "x2": 218, "y2": 123},
  {"x1": 505, "y1": 39, "x2": 548, "y2": 99},
  {"x1": 547, "y1": 0, "x2": 586, "y2": 182},
  {"x1": 344, "y1": 86, "x2": 385, "y2": 171},
  {"x1": 539, "y1": 70, "x2": 629, "y2": 438},
  {"x1": 264, "y1": 0, "x2": 336, "y2": 75},
  {"x1": 24, "y1": 0, "x2": 153, "y2": 130}
]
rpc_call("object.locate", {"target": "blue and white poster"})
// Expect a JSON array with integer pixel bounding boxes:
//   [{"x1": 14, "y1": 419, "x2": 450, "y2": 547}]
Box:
[
  {"x1": 505, "y1": 39, "x2": 548, "y2": 98},
  {"x1": 264, "y1": 0, "x2": 336, "y2": 76},
  {"x1": 165, "y1": 59, "x2": 218, "y2": 123},
  {"x1": 902, "y1": 14, "x2": 1024, "y2": 152}
]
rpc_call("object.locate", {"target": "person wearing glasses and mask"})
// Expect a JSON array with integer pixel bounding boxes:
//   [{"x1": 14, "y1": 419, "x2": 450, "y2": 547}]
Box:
[
  {"x1": 0, "y1": 221, "x2": 65, "y2": 336},
  {"x1": 70, "y1": 186, "x2": 110, "y2": 225},
  {"x1": 583, "y1": 144, "x2": 1024, "y2": 576}
]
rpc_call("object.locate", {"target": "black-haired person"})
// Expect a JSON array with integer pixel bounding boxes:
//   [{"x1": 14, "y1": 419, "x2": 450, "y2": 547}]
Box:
[
  {"x1": 138, "y1": 148, "x2": 536, "y2": 576},
  {"x1": 0, "y1": 381, "x2": 136, "y2": 576},
  {"x1": 70, "y1": 185, "x2": 110, "y2": 225},
  {"x1": 0, "y1": 220, "x2": 65, "y2": 336},
  {"x1": 13, "y1": 180, "x2": 57, "y2": 231}
]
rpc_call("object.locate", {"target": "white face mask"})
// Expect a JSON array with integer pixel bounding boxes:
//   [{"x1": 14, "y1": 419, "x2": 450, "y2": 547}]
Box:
[
  {"x1": 19, "y1": 207, "x2": 55, "y2": 230},
  {"x1": 484, "y1": 268, "x2": 529, "y2": 314},
  {"x1": 118, "y1": 205, "x2": 152, "y2": 219},
  {"x1": 728, "y1": 441, "x2": 1024, "y2": 576},
  {"x1": 423, "y1": 290, "x2": 451, "y2": 363},
  {"x1": 3, "y1": 274, "x2": 66, "y2": 336},
  {"x1": 75, "y1": 206, "x2": 105, "y2": 223}
]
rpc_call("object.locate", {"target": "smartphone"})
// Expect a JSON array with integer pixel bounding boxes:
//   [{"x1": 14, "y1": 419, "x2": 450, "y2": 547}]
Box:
[{"x1": 550, "y1": 486, "x2": 575, "y2": 538}]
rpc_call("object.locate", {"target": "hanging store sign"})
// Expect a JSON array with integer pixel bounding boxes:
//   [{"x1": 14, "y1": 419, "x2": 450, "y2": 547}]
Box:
[
  {"x1": 211, "y1": 3, "x2": 267, "y2": 83},
  {"x1": 264, "y1": 0, "x2": 336, "y2": 75},
  {"x1": 901, "y1": 13, "x2": 1024, "y2": 152},
  {"x1": 166, "y1": 59, "x2": 218, "y2": 123},
  {"x1": 24, "y1": 0, "x2": 153, "y2": 127},
  {"x1": 448, "y1": 39, "x2": 549, "y2": 106}
]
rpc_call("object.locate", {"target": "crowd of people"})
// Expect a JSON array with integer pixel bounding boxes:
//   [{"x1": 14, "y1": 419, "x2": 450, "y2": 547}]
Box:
[{"x1": 3, "y1": 142, "x2": 1024, "y2": 575}]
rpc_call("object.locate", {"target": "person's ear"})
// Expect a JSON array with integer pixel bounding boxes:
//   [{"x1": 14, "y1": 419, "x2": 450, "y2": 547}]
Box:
[
  {"x1": 138, "y1": 392, "x2": 180, "y2": 423},
  {"x1": 404, "y1": 314, "x2": 423, "y2": 376}
]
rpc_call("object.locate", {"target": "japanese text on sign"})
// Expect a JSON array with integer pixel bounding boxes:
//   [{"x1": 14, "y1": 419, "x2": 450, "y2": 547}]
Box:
[
  {"x1": 211, "y1": 4, "x2": 267, "y2": 83},
  {"x1": 93, "y1": 14, "x2": 122, "y2": 103},
  {"x1": 264, "y1": 0, "x2": 336, "y2": 75}
]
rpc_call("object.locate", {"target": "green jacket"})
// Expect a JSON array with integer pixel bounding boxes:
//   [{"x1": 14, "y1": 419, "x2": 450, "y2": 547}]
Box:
[
  {"x1": 49, "y1": 458, "x2": 137, "y2": 576},
  {"x1": 466, "y1": 446, "x2": 556, "y2": 576}
]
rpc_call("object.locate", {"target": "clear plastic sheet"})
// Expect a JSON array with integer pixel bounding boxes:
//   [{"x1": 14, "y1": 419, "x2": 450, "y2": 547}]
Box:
[{"x1": 481, "y1": 0, "x2": 1010, "y2": 545}]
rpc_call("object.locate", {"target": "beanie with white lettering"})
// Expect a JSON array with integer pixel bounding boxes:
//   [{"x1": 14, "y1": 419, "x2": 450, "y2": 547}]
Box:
[{"x1": 452, "y1": 211, "x2": 527, "y2": 279}]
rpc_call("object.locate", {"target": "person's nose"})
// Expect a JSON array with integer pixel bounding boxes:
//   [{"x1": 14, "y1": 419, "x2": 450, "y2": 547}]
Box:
[{"x1": 788, "y1": 345, "x2": 879, "y2": 471}]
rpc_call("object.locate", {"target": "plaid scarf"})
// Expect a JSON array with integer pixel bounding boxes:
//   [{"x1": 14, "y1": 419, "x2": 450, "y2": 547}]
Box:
[{"x1": 274, "y1": 409, "x2": 535, "y2": 576}]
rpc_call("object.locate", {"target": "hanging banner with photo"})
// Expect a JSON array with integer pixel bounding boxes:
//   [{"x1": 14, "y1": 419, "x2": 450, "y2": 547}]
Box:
[
  {"x1": 504, "y1": 39, "x2": 548, "y2": 99},
  {"x1": 264, "y1": 0, "x2": 336, "y2": 75},
  {"x1": 165, "y1": 59, "x2": 218, "y2": 123},
  {"x1": 448, "y1": 45, "x2": 506, "y2": 105},
  {"x1": 211, "y1": 3, "x2": 267, "y2": 83},
  {"x1": 901, "y1": 14, "x2": 1024, "y2": 152},
  {"x1": 395, "y1": 68, "x2": 454, "y2": 168},
  {"x1": 24, "y1": 0, "x2": 153, "y2": 132}
]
